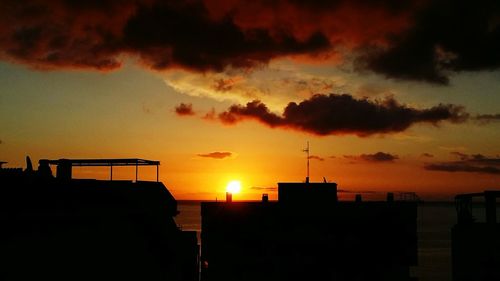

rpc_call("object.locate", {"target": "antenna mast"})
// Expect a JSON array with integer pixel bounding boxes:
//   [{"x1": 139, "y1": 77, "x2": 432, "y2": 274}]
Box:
[{"x1": 303, "y1": 141, "x2": 310, "y2": 183}]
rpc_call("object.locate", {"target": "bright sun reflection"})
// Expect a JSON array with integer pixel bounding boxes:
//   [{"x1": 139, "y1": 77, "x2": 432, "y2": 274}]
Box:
[{"x1": 226, "y1": 180, "x2": 241, "y2": 194}]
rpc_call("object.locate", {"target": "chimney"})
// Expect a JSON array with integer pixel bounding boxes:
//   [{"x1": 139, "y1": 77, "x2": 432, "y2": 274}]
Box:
[
  {"x1": 262, "y1": 193, "x2": 269, "y2": 203},
  {"x1": 355, "y1": 194, "x2": 362, "y2": 203},
  {"x1": 226, "y1": 192, "x2": 233, "y2": 203}
]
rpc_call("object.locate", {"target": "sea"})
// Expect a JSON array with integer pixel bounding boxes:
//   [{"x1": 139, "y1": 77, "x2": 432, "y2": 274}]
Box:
[{"x1": 174, "y1": 201, "x2": 496, "y2": 281}]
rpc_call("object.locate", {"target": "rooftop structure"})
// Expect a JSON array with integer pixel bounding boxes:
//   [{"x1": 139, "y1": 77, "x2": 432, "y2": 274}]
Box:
[
  {"x1": 0, "y1": 156, "x2": 198, "y2": 281},
  {"x1": 201, "y1": 181, "x2": 418, "y2": 281},
  {"x1": 452, "y1": 191, "x2": 500, "y2": 281},
  {"x1": 40, "y1": 158, "x2": 160, "y2": 181}
]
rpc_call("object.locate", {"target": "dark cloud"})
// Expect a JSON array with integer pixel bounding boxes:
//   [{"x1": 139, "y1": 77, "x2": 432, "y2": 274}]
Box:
[
  {"x1": 308, "y1": 155, "x2": 324, "y2": 161},
  {"x1": 450, "y1": 152, "x2": 500, "y2": 166},
  {"x1": 424, "y1": 163, "x2": 500, "y2": 175},
  {"x1": 1, "y1": 1, "x2": 498, "y2": 83},
  {"x1": 475, "y1": 114, "x2": 500, "y2": 124},
  {"x1": 360, "y1": 152, "x2": 398, "y2": 162},
  {"x1": 175, "y1": 103, "x2": 195, "y2": 116},
  {"x1": 216, "y1": 94, "x2": 469, "y2": 136},
  {"x1": 424, "y1": 152, "x2": 500, "y2": 175},
  {"x1": 0, "y1": 0, "x2": 329, "y2": 72},
  {"x1": 344, "y1": 152, "x2": 398, "y2": 163},
  {"x1": 420, "y1": 153, "x2": 434, "y2": 158},
  {"x1": 359, "y1": 0, "x2": 500, "y2": 84},
  {"x1": 197, "y1": 151, "x2": 232, "y2": 159}
]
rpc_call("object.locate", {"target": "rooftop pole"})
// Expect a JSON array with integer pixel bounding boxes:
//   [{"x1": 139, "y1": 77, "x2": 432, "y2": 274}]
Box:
[{"x1": 303, "y1": 141, "x2": 310, "y2": 183}]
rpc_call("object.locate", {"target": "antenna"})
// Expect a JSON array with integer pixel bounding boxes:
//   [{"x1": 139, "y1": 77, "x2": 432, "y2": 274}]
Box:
[{"x1": 303, "y1": 141, "x2": 310, "y2": 183}]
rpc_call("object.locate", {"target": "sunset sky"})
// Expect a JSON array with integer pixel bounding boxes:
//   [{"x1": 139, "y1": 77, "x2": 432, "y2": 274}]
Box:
[{"x1": 1, "y1": 0, "x2": 499, "y2": 200}]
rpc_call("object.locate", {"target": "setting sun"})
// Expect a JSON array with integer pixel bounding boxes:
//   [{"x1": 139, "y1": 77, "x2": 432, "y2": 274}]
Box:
[{"x1": 226, "y1": 180, "x2": 242, "y2": 194}]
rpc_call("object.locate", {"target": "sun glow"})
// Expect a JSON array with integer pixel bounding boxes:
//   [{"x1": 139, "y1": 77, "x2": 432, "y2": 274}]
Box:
[{"x1": 226, "y1": 180, "x2": 242, "y2": 194}]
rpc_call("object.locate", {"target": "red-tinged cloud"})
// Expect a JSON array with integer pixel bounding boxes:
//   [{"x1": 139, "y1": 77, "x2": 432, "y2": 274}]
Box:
[
  {"x1": 175, "y1": 103, "x2": 195, "y2": 116},
  {"x1": 308, "y1": 155, "x2": 324, "y2": 161},
  {"x1": 420, "y1": 153, "x2": 434, "y2": 158},
  {"x1": 216, "y1": 94, "x2": 469, "y2": 136},
  {"x1": 344, "y1": 152, "x2": 398, "y2": 162},
  {"x1": 1, "y1": 0, "x2": 498, "y2": 83},
  {"x1": 0, "y1": 0, "x2": 329, "y2": 72},
  {"x1": 197, "y1": 151, "x2": 232, "y2": 159}
]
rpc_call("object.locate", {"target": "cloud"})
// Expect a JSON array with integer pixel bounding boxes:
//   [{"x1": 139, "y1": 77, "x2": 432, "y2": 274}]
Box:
[
  {"x1": 251, "y1": 186, "x2": 276, "y2": 191},
  {"x1": 175, "y1": 103, "x2": 195, "y2": 116},
  {"x1": 197, "y1": 151, "x2": 232, "y2": 159},
  {"x1": 360, "y1": 152, "x2": 398, "y2": 162},
  {"x1": 358, "y1": 1, "x2": 500, "y2": 84},
  {"x1": 420, "y1": 153, "x2": 434, "y2": 158},
  {"x1": 2, "y1": 1, "x2": 498, "y2": 84},
  {"x1": 214, "y1": 93, "x2": 469, "y2": 136},
  {"x1": 308, "y1": 155, "x2": 324, "y2": 161},
  {"x1": 424, "y1": 152, "x2": 500, "y2": 175},
  {"x1": 344, "y1": 152, "x2": 398, "y2": 163},
  {"x1": 450, "y1": 151, "x2": 469, "y2": 161},
  {"x1": 475, "y1": 114, "x2": 500, "y2": 124},
  {"x1": 0, "y1": 0, "x2": 331, "y2": 72},
  {"x1": 164, "y1": 66, "x2": 344, "y2": 110},
  {"x1": 424, "y1": 163, "x2": 500, "y2": 175}
]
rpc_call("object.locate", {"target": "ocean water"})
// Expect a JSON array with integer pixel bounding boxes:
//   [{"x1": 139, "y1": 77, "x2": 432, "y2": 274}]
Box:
[{"x1": 175, "y1": 202, "x2": 492, "y2": 281}]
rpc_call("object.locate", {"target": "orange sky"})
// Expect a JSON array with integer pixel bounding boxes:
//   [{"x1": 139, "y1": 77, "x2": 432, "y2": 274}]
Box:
[{"x1": 1, "y1": 1, "x2": 499, "y2": 200}]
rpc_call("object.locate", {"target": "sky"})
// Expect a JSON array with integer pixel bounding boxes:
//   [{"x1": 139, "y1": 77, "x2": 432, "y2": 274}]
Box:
[{"x1": 0, "y1": 0, "x2": 499, "y2": 200}]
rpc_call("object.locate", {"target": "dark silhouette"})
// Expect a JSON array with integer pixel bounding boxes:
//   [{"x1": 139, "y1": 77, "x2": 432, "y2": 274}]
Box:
[
  {"x1": 452, "y1": 191, "x2": 500, "y2": 281},
  {"x1": 0, "y1": 157, "x2": 198, "y2": 281},
  {"x1": 201, "y1": 181, "x2": 418, "y2": 281}
]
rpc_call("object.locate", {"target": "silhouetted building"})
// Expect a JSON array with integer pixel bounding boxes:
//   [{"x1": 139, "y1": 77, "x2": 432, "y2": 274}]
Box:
[
  {"x1": 0, "y1": 157, "x2": 198, "y2": 281},
  {"x1": 452, "y1": 191, "x2": 500, "y2": 281},
  {"x1": 201, "y1": 181, "x2": 418, "y2": 281}
]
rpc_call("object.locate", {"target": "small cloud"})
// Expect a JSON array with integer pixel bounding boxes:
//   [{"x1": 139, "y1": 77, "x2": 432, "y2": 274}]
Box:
[
  {"x1": 475, "y1": 113, "x2": 500, "y2": 124},
  {"x1": 197, "y1": 151, "x2": 232, "y2": 159},
  {"x1": 329, "y1": 155, "x2": 336, "y2": 159},
  {"x1": 420, "y1": 153, "x2": 434, "y2": 158},
  {"x1": 424, "y1": 152, "x2": 500, "y2": 175},
  {"x1": 175, "y1": 103, "x2": 195, "y2": 116},
  {"x1": 424, "y1": 163, "x2": 500, "y2": 175},
  {"x1": 343, "y1": 152, "x2": 398, "y2": 163},
  {"x1": 212, "y1": 77, "x2": 243, "y2": 92},
  {"x1": 251, "y1": 186, "x2": 277, "y2": 191},
  {"x1": 360, "y1": 152, "x2": 398, "y2": 162},
  {"x1": 451, "y1": 151, "x2": 469, "y2": 161},
  {"x1": 308, "y1": 155, "x2": 324, "y2": 161}
]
